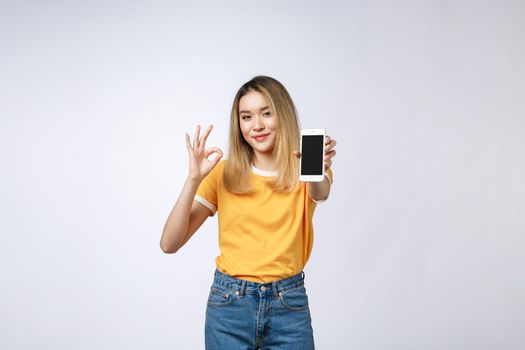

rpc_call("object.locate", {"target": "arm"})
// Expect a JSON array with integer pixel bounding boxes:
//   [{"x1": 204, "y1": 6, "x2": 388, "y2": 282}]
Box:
[
  {"x1": 160, "y1": 124, "x2": 222, "y2": 254},
  {"x1": 160, "y1": 179, "x2": 212, "y2": 253},
  {"x1": 307, "y1": 175, "x2": 331, "y2": 202}
]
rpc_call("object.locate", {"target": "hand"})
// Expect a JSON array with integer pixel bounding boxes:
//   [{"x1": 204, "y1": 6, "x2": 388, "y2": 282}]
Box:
[
  {"x1": 293, "y1": 135, "x2": 337, "y2": 171},
  {"x1": 185, "y1": 124, "x2": 223, "y2": 182}
]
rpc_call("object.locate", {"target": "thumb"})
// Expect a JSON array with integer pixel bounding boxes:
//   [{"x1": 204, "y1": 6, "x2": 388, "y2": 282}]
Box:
[
  {"x1": 210, "y1": 152, "x2": 224, "y2": 167},
  {"x1": 205, "y1": 147, "x2": 224, "y2": 167},
  {"x1": 204, "y1": 147, "x2": 223, "y2": 159},
  {"x1": 293, "y1": 150, "x2": 301, "y2": 159}
]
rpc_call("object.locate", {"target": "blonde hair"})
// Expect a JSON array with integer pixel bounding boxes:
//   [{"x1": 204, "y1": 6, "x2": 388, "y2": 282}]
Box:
[{"x1": 224, "y1": 76, "x2": 300, "y2": 193}]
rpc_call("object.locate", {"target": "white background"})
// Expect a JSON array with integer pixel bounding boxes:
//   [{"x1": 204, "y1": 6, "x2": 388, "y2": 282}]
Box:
[{"x1": 1, "y1": 0, "x2": 524, "y2": 349}]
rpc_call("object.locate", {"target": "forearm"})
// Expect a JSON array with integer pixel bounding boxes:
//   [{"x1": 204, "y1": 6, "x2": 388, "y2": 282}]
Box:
[
  {"x1": 307, "y1": 175, "x2": 331, "y2": 202},
  {"x1": 160, "y1": 177, "x2": 200, "y2": 253}
]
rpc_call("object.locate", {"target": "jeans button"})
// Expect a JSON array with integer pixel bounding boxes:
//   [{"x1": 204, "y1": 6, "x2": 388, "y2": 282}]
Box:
[{"x1": 260, "y1": 285, "x2": 266, "y2": 291}]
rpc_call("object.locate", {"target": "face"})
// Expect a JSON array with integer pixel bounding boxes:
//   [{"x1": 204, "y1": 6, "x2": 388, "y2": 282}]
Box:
[{"x1": 238, "y1": 90, "x2": 278, "y2": 156}]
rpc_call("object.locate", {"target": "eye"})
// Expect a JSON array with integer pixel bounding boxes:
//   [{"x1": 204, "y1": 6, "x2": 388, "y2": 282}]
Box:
[
  {"x1": 263, "y1": 111, "x2": 272, "y2": 117},
  {"x1": 241, "y1": 115, "x2": 251, "y2": 121}
]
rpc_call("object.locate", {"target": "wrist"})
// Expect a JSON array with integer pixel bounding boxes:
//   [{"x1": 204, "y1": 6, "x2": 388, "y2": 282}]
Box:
[{"x1": 185, "y1": 176, "x2": 201, "y2": 188}]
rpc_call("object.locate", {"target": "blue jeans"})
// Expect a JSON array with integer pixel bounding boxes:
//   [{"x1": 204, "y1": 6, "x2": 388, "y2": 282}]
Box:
[{"x1": 205, "y1": 269, "x2": 315, "y2": 350}]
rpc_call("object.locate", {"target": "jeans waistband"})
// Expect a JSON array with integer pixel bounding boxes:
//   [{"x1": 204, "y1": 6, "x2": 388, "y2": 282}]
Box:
[{"x1": 212, "y1": 269, "x2": 306, "y2": 297}]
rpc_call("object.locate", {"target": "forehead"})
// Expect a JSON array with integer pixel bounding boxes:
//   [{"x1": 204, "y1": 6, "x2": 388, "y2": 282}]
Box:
[{"x1": 239, "y1": 90, "x2": 270, "y2": 112}]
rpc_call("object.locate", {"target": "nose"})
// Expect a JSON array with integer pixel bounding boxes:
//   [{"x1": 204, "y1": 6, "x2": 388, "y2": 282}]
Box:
[{"x1": 253, "y1": 116, "x2": 264, "y2": 131}]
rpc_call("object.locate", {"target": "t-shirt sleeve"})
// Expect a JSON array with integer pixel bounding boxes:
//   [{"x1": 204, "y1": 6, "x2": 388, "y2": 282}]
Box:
[{"x1": 194, "y1": 161, "x2": 223, "y2": 216}]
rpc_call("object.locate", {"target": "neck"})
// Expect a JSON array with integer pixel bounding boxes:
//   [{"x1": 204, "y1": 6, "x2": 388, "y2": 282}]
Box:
[{"x1": 252, "y1": 152, "x2": 275, "y2": 171}]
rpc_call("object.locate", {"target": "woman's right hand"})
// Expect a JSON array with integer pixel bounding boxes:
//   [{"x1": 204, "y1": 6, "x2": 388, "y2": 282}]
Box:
[{"x1": 185, "y1": 124, "x2": 223, "y2": 182}]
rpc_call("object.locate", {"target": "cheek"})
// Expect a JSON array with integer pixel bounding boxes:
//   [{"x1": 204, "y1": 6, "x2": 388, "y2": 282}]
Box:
[
  {"x1": 268, "y1": 118, "x2": 277, "y2": 130},
  {"x1": 239, "y1": 123, "x2": 251, "y2": 142},
  {"x1": 271, "y1": 133, "x2": 278, "y2": 146},
  {"x1": 238, "y1": 121, "x2": 248, "y2": 135}
]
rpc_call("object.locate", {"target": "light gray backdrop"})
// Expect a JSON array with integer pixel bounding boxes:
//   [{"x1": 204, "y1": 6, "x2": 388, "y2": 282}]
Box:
[{"x1": 1, "y1": 0, "x2": 524, "y2": 349}]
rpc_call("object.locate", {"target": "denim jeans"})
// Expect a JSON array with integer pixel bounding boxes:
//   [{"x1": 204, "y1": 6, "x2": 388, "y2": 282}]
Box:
[{"x1": 205, "y1": 269, "x2": 315, "y2": 350}]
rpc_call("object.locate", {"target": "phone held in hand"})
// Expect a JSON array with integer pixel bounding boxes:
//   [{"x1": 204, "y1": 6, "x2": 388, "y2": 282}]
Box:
[{"x1": 299, "y1": 129, "x2": 325, "y2": 182}]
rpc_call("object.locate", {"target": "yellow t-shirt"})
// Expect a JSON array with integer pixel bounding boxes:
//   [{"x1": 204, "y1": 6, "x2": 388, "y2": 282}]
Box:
[{"x1": 195, "y1": 160, "x2": 333, "y2": 283}]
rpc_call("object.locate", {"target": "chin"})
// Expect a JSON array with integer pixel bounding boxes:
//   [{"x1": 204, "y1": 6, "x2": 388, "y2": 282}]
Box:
[
  {"x1": 254, "y1": 147, "x2": 273, "y2": 154},
  {"x1": 246, "y1": 137, "x2": 276, "y2": 154}
]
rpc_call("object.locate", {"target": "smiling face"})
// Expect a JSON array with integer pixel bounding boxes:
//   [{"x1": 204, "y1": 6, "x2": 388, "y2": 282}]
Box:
[{"x1": 238, "y1": 90, "x2": 278, "y2": 158}]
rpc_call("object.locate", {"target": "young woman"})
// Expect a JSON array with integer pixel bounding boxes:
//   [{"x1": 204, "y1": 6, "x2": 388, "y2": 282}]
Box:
[{"x1": 160, "y1": 76, "x2": 336, "y2": 349}]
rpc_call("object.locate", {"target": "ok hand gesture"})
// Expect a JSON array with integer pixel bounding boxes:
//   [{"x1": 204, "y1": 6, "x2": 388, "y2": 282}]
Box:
[{"x1": 185, "y1": 125, "x2": 223, "y2": 182}]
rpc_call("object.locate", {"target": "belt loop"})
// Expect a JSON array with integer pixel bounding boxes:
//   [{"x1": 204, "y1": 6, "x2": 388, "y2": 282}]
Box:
[
  {"x1": 272, "y1": 281, "x2": 279, "y2": 297},
  {"x1": 240, "y1": 280, "x2": 247, "y2": 297}
]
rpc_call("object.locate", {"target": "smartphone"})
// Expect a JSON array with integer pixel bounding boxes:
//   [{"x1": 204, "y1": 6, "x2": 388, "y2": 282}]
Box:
[{"x1": 299, "y1": 129, "x2": 325, "y2": 182}]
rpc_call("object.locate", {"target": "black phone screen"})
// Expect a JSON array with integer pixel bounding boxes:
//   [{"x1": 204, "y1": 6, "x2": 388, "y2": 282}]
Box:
[{"x1": 301, "y1": 135, "x2": 324, "y2": 175}]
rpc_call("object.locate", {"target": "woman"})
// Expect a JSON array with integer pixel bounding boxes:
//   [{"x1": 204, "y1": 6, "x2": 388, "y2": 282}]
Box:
[{"x1": 160, "y1": 75, "x2": 336, "y2": 349}]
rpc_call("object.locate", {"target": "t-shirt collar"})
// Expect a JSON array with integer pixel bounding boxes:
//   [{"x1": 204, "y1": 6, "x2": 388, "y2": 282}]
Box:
[{"x1": 251, "y1": 165, "x2": 278, "y2": 177}]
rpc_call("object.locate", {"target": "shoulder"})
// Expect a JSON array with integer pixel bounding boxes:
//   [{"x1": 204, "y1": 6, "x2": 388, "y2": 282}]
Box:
[{"x1": 216, "y1": 159, "x2": 227, "y2": 172}]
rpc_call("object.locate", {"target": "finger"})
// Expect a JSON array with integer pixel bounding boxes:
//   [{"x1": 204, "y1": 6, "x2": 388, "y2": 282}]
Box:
[
  {"x1": 325, "y1": 139, "x2": 335, "y2": 149},
  {"x1": 325, "y1": 135, "x2": 331, "y2": 145},
  {"x1": 199, "y1": 125, "x2": 213, "y2": 151},
  {"x1": 325, "y1": 139, "x2": 337, "y2": 152},
  {"x1": 193, "y1": 125, "x2": 201, "y2": 149},
  {"x1": 185, "y1": 132, "x2": 194, "y2": 155},
  {"x1": 204, "y1": 147, "x2": 223, "y2": 159},
  {"x1": 324, "y1": 149, "x2": 336, "y2": 160},
  {"x1": 293, "y1": 150, "x2": 301, "y2": 159},
  {"x1": 324, "y1": 159, "x2": 332, "y2": 169},
  {"x1": 210, "y1": 152, "x2": 224, "y2": 167},
  {"x1": 325, "y1": 143, "x2": 337, "y2": 153}
]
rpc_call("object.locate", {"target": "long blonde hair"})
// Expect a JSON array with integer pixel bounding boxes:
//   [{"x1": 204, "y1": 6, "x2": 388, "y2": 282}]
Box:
[{"x1": 224, "y1": 76, "x2": 300, "y2": 193}]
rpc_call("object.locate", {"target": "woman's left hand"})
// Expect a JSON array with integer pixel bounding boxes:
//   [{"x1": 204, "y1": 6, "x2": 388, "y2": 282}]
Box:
[
  {"x1": 293, "y1": 135, "x2": 337, "y2": 171},
  {"x1": 323, "y1": 135, "x2": 336, "y2": 171}
]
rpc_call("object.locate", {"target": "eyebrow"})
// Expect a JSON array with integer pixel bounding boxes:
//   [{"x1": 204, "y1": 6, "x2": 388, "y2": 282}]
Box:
[{"x1": 239, "y1": 106, "x2": 270, "y2": 114}]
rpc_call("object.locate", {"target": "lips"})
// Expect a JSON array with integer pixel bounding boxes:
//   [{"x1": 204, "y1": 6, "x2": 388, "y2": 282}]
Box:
[{"x1": 253, "y1": 133, "x2": 269, "y2": 142}]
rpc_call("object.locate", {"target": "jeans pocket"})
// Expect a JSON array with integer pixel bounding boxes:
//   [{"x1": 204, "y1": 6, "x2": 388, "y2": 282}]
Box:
[
  {"x1": 278, "y1": 286, "x2": 309, "y2": 311},
  {"x1": 207, "y1": 286, "x2": 238, "y2": 307}
]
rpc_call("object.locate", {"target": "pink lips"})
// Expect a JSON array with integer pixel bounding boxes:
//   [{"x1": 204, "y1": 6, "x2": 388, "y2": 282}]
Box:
[{"x1": 253, "y1": 133, "x2": 269, "y2": 142}]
